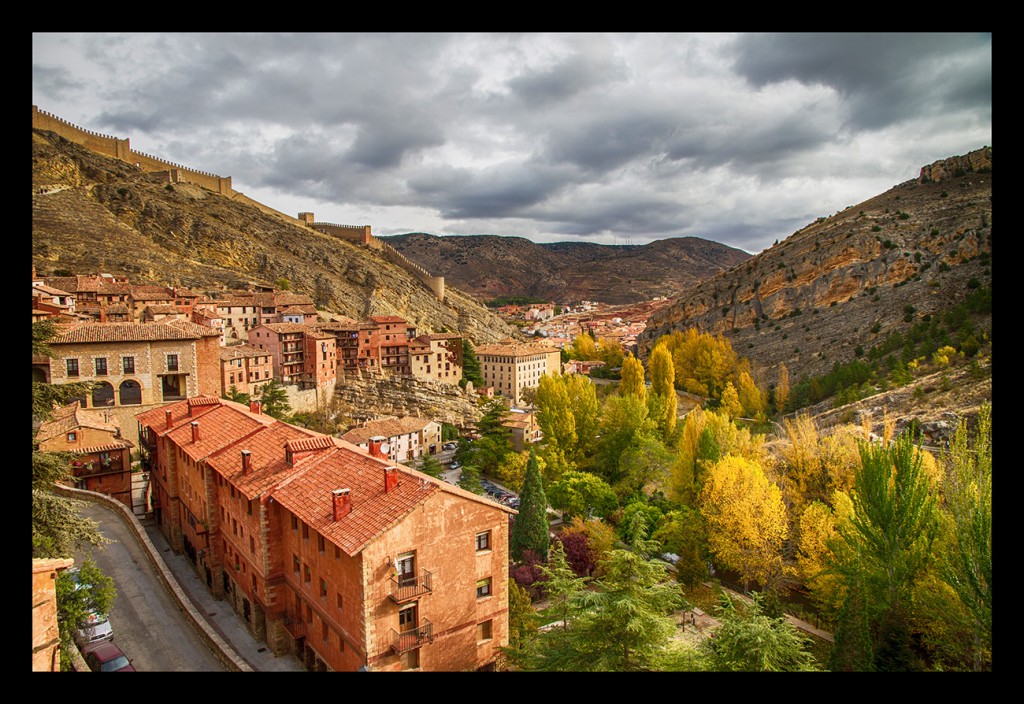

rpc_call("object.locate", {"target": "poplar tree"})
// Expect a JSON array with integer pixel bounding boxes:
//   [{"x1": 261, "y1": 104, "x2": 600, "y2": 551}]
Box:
[
  {"x1": 619, "y1": 353, "x2": 646, "y2": 400},
  {"x1": 648, "y1": 345, "x2": 677, "y2": 439},
  {"x1": 510, "y1": 448, "x2": 550, "y2": 562}
]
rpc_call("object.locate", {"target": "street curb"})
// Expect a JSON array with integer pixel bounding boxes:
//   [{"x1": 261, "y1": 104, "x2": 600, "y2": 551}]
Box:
[{"x1": 53, "y1": 484, "x2": 254, "y2": 671}]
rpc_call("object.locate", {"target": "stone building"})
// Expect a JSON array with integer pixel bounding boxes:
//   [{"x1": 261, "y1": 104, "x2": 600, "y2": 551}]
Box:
[
  {"x1": 32, "y1": 557, "x2": 74, "y2": 672},
  {"x1": 249, "y1": 322, "x2": 337, "y2": 389},
  {"x1": 409, "y1": 332, "x2": 463, "y2": 386},
  {"x1": 475, "y1": 339, "x2": 562, "y2": 406},
  {"x1": 42, "y1": 319, "x2": 222, "y2": 449},
  {"x1": 135, "y1": 396, "x2": 511, "y2": 672}
]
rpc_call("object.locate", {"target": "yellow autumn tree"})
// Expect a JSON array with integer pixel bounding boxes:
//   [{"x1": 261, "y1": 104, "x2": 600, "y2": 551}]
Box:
[
  {"x1": 569, "y1": 333, "x2": 598, "y2": 361},
  {"x1": 736, "y1": 369, "x2": 767, "y2": 419},
  {"x1": 774, "y1": 362, "x2": 791, "y2": 414},
  {"x1": 720, "y1": 381, "x2": 743, "y2": 419},
  {"x1": 796, "y1": 501, "x2": 847, "y2": 619},
  {"x1": 655, "y1": 328, "x2": 740, "y2": 401},
  {"x1": 619, "y1": 353, "x2": 646, "y2": 401},
  {"x1": 648, "y1": 345, "x2": 677, "y2": 439},
  {"x1": 699, "y1": 455, "x2": 789, "y2": 591}
]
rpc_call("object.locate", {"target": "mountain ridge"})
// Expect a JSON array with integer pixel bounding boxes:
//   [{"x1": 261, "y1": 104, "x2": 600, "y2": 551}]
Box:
[{"x1": 381, "y1": 232, "x2": 751, "y2": 305}]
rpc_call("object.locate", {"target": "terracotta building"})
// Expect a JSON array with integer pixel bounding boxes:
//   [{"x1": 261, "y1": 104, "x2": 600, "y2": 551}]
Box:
[
  {"x1": 219, "y1": 344, "x2": 275, "y2": 397},
  {"x1": 249, "y1": 322, "x2": 336, "y2": 388},
  {"x1": 35, "y1": 401, "x2": 135, "y2": 510},
  {"x1": 135, "y1": 396, "x2": 512, "y2": 672}
]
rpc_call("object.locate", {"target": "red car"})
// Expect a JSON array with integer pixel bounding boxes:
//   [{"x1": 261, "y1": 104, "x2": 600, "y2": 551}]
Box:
[{"x1": 81, "y1": 641, "x2": 136, "y2": 672}]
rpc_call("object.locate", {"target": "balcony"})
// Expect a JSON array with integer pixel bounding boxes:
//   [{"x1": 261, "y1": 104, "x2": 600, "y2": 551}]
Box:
[
  {"x1": 388, "y1": 569, "x2": 433, "y2": 603},
  {"x1": 390, "y1": 619, "x2": 434, "y2": 654},
  {"x1": 282, "y1": 612, "x2": 307, "y2": 639}
]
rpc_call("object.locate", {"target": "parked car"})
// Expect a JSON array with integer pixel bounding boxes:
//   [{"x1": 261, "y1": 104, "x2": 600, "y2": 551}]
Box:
[
  {"x1": 442, "y1": 442, "x2": 458, "y2": 451},
  {"x1": 449, "y1": 461, "x2": 461, "y2": 470},
  {"x1": 75, "y1": 610, "x2": 113, "y2": 646},
  {"x1": 81, "y1": 641, "x2": 135, "y2": 672}
]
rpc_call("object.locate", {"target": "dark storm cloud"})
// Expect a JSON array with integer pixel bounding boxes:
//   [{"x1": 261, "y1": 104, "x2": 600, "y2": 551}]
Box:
[
  {"x1": 729, "y1": 33, "x2": 991, "y2": 130},
  {"x1": 508, "y1": 50, "x2": 629, "y2": 109},
  {"x1": 409, "y1": 161, "x2": 574, "y2": 219}
]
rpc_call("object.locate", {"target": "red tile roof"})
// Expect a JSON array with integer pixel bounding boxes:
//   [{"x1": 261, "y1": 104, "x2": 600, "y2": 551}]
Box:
[{"x1": 49, "y1": 320, "x2": 219, "y2": 344}]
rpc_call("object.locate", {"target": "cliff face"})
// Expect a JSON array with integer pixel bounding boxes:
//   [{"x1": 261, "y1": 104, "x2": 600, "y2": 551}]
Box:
[
  {"x1": 32, "y1": 129, "x2": 514, "y2": 345},
  {"x1": 637, "y1": 148, "x2": 992, "y2": 387},
  {"x1": 382, "y1": 233, "x2": 752, "y2": 305}
]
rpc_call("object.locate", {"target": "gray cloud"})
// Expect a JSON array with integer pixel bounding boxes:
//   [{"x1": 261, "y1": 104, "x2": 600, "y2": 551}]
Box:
[{"x1": 32, "y1": 32, "x2": 991, "y2": 255}]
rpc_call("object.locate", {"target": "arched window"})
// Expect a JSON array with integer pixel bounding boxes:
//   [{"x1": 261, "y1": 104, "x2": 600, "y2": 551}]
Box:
[
  {"x1": 118, "y1": 379, "x2": 142, "y2": 406},
  {"x1": 91, "y1": 381, "x2": 115, "y2": 407}
]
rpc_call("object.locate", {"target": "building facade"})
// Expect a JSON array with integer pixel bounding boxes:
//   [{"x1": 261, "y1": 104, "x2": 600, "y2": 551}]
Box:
[
  {"x1": 135, "y1": 397, "x2": 511, "y2": 672},
  {"x1": 475, "y1": 340, "x2": 562, "y2": 406}
]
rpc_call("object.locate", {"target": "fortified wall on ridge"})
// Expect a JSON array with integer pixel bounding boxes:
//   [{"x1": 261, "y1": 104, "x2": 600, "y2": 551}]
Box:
[{"x1": 32, "y1": 106, "x2": 445, "y2": 301}]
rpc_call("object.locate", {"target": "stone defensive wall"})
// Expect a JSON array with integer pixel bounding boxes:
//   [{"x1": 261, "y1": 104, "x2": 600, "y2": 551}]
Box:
[{"x1": 33, "y1": 105, "x2": 444, "y2": 300}]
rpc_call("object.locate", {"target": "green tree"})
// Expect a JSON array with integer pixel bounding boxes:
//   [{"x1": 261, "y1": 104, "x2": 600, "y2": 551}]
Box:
[
  {"x1": 535, "y1": 374, "x2": 576, "y2": 459},
  {"x1": 522, "y1": 532, "x2": 684, "y2": 671},
  {"x1": 827, "y1": 433, "x2": 939, "y2": 671},
  {"x1": 594, "y1": 394, "x2": 657, "y2": 489},
  {"x1": 939, "y1": 403, "x2": 992, "y2": 670},
  {"x1": 259, "y1": 379, "x2": 292, "y2": 419},
  {"x1": 505, "y1": 579, "x2": 540, "y2": 658},
  {"x1": 32, "y1": 321, "x2": 105, "y2": 560},
  {"x1": 457, "y1": 461, "x2": 485, "y2": 495},
  {"x1": 224, "y1": 385, "x2": 250, "y2": 405},
  {"x1": 702, "y1": 593, "x2": 822, "y2": 671},
  {"x1": 538, "y1": 541, "x2": 589, "y2": 630},
  {"x1": 617, "y1": 435, "x2": 675, "y2": 498},
  {"x1": 461, "y1": 339, "x2": 484, "y2": 388},
  {"x1": 56, "y1": 558, "x2": 116, "y2": 670},
  {"x1": 564, "y1": 373, "x2": 599, "y2": 459},
  {"x1": 547, "y1": 470, "x2": 618, "y2": 520},
  {"x1": 510, "y1": 448, "x2": 550, "y2": 562},
  {"x1": 417, "y1": 453, "x2": 444, "y2": 479}
]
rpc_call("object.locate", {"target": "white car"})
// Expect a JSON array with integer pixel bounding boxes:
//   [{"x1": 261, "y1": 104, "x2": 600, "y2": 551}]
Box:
[{"x1": 76, "y1": 610, "x2": 113, "y2": 645}]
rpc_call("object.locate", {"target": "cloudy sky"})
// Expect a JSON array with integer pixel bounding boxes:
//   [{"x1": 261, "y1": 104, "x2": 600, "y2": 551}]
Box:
[{"x1": 32, "y1": 33, "x2": 991, "y2": 254}]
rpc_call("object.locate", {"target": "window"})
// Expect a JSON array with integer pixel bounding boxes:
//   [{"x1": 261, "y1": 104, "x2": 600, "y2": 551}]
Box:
[
  {"x1": 67, "y1": 432, "x2": 76, "y2": 443},
  {"x1": 303, "y1": 564, "x2": 311, "y2": 585},
  {"x1": 293, "y1": 555, "x2": 300, "y2": 575},
  {"x1": 477, "y1": 619, "x2": 493, "y2": 641},
  {"x1": 336, "y1": 593, "x2": 343, "y2": 610},
  {"x1": 250, "y1": 536, "x2": 255, "y2": 554},
  {"x1": 167, "y1": 354, "x2": 179, "y2": 371},
  {"x1": 476, "y1": 577, "x2": 493, "y2": 598},
  {"x1": 291, "y1": 515, "x2": 298, "y2": 532},
  {"x1": 66, "y1": 358, "x2": 79, "y2": 377},
  {"x1": 396, "y1": 552, "x2": 415, "y2": 587},
  {"x1": 317, "y1": 535, "x2": 325, "y2": 554},
  {"x1": 476, "y1": 530, "x2": 491, "y2": 552},
  {"x1": 302, "y1": 523, "x2": 309, "y2": 541},
  {"x1": 399, "y1": 604, "x2": 417, "y2": 630},
  {"x1": 320, "y1": 578, "x2": 327, "y2": 599},
  {"x1": 95, "y1": 357, "x2": 107, "y2": 375}
]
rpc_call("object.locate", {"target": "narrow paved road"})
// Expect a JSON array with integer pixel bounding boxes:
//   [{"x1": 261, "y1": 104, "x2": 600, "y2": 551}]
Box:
[{"x1": 75, "y1": 501, "x2": 228, "y2": 671}]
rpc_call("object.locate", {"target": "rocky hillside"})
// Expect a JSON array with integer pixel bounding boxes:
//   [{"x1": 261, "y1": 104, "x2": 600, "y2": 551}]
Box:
[
  {"x1": 382, "y1": 232, "x2": 751, "y2": 305},
  {"x1": 638, "y1": 147, "x2": 993, "y2": 393},
  {"x1": 31, "y1": 128, "x2": 515, "y2": 345}
]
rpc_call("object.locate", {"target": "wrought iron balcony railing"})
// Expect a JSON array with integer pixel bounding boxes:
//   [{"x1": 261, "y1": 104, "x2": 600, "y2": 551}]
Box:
[
  {"x1": 390, "y1": 619, "x2": 433, "y2": 654},
  {"x1": 388, "y1": 569, "x2": 433, "y2": 603}
]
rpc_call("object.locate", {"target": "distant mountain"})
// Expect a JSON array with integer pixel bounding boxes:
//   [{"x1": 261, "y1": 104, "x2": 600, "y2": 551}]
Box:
[
  {"x1": 31, "y1": 127, "x2": 514, "y2": 345},
  {"x1": 381, "y1": 233, "x2": 752, "y2": 305}
]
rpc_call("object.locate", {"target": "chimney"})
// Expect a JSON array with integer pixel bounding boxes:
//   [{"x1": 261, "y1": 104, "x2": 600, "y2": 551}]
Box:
[
  {"x1": 384, "y1": 466, "x2": 399, "y2": 493},
  {"x1": 241, "y1": 449, "x2": 252, "y2": 475},
  {"x1": 191, "y1": 421, "x2": 200, "y2": 443},
  {"x1": 250, "y1": 399, "x2": 262, "y2": 415},
  {"x1": 332, "y1": 488, "x2": 352, "y2": 520},
  {"x1": 165, "y1": 409, "x2": 173, "y2": 429},
  {"x1": 368, "y1": 436, "x2": 387, "y2": 460}
]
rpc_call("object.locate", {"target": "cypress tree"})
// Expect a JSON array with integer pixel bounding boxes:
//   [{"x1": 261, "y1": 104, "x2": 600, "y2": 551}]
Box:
[{"x1": 510, "y1": 448, "x2": 550, "y2": 562}]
